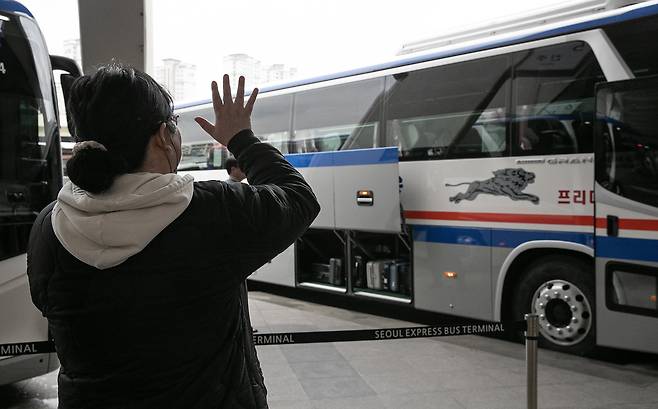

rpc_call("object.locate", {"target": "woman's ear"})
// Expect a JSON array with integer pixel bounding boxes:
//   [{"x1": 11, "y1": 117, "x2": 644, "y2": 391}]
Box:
[{"x1": 154, "y1": 123, "x2": 172, "y2": 151}]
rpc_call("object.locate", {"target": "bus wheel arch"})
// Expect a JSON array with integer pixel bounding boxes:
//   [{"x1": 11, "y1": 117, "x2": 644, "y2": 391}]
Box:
[{"x1": 498, "y1": 245, "x2": 596, "y2": 355}]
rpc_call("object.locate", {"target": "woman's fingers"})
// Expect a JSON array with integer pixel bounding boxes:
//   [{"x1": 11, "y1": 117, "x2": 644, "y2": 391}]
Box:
[
  {"x1": 235, "y1": 76, "x2": 245, "y2": 107},
  {"x1": 222, "y1": 74, "x2": 232, "y2": 106},
  {"x1": 211, "y1": 81, "x2": 222, "y2": 116},
  {"x1": 203, "y1": 75, "x2": 256, "y2": 145},
  {"x1": 194, "y1": 117, "x2": 215, "y2": 136},
  {"x1": 245, "y1": 88, "x2": 259, "y2": 114}
]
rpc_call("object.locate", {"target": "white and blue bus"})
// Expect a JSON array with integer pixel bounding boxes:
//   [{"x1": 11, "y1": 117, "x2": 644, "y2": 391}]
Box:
[
  {"x1": 177, "y1": 0, "x2": 658, "y2": 355},
  {"x1": 0, "y1": 0, "x2": 79, "y2": 385}
]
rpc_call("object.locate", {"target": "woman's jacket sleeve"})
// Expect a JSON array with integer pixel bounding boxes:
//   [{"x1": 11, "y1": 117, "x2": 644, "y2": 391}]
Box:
[{"x1": 218, "y1": 129, "x2": 320, "y2": 280}]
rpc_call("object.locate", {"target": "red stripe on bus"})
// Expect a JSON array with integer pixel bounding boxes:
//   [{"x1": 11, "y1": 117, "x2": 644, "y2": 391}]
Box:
[
  {"x1": 404, "y1": 211, "x2": 594, "y2": 226},
  {"x1": 403, "y1": 211, "x2": 658, "y2": 231},
  {"x1": 595, "y1": 217, "x2": 658, "y2": 231}
]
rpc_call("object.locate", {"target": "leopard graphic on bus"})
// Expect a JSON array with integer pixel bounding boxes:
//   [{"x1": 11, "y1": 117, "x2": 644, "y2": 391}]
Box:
[{"x1": 446, "y1": 168, "x2": 540, "y2": 204}]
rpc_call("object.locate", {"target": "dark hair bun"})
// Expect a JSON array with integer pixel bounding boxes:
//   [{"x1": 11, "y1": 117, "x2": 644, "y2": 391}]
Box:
[{"x1": 66, "y1": 141, "x2": 120, "y2": 194}]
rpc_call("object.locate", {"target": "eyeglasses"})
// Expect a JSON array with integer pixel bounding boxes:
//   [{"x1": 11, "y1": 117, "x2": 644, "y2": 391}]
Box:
[{"x1": 164, "y1": 114, "x2": 179, "y2": 133}]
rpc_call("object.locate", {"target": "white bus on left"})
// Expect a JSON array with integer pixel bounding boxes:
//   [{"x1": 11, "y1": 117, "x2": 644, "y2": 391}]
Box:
[{"x1": 0, "y1": 0, "x2": 80, "y2": 385}]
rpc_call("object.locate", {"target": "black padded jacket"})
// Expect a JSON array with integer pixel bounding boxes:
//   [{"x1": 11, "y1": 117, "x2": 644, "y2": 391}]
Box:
[{"x1": 26, "y1": 130, "x2": 320, "y2": 409}]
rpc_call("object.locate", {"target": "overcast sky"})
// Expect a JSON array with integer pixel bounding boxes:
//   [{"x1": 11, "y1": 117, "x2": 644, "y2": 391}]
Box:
[{"x1": 23, "y1": 0, "x2": 575, "y2": 101}]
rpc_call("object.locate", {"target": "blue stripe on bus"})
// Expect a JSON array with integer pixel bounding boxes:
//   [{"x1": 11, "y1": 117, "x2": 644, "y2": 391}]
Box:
[
  {"x1": 0, "y1": 1, "x2": 33, "y2": 17},
  {"x1": 412, "y1": 225, "x2": 492, "y2": 247},
  {"x1": 413, "y1": 226, "x2": 658, "y2": 262},
  {"x1": 596, "y1": 236, "x2": 658, "y2": 262},
  {"x1": 412, "y1": 225, "x2": 594, "y2": 249},
  {"x1": 493, "y1": 228, "x2": 594, "y2": 249},
  {"x1": 175, "y1": 3, "x2": 658, "y2": 111},
  {"x1": 285, "y1": 151, "x2": 334, "y2": 168},
  {"x1": 284, "y1": 147, "x2": 398, "y2": 168}
]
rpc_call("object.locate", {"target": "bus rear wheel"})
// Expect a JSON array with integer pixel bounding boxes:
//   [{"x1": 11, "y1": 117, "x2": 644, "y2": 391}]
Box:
[{"x1": 511, "y1": 255, "x2": 596, "y2": 356}]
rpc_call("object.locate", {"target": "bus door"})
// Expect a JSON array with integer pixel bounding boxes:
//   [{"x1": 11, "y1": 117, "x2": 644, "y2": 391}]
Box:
[{"x1": 594, "y1": 76, "x2": 658, "y2": 354}]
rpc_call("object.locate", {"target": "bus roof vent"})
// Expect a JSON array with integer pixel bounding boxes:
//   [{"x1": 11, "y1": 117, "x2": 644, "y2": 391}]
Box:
[{"x1": 397, "y1": 0, "x2": 648, "y2": 55}]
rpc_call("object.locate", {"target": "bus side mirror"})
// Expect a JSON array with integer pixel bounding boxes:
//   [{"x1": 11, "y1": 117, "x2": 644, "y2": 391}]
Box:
[{"x1": 50, "y1": 55, "x2": 82, "y2": 138}]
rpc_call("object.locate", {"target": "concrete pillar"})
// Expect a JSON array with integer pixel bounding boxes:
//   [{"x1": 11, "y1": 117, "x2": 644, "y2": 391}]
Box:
[{"x1": 77, "y1": 0, "x2": 152, "y2": 74}]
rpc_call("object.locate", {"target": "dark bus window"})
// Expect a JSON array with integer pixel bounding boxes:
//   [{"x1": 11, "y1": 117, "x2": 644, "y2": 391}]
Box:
[
  {"x1": 293, "y1": 78, "x2": 384, "y2": 153},
  {"x1": 252, "y1": 94, "x2": 292, "y2": 154},
  {"x1": 384, "y1": 56, "x2": 510, "y2": 161},
  {"x1": 605, "y1": 15, "x2": 658, "y2": 78},
  {"x1": 512, "y1": 41, "x2": 604, "y2": 156},
  {"x1": 597, "y1": 84, "x2": 658, "y2": 208},
  {"x1": 1, "y1": 16, "x2": 60, "y2": 262}
]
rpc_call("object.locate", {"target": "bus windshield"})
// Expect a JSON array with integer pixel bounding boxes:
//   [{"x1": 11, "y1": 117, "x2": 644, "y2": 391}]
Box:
[{"x1": 0, "y1": 13, "x2": 60, "y2": 262}]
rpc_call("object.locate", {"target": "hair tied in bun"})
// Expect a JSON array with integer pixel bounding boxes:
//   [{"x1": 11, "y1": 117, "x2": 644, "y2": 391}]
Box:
[
  {"x1": 67, "y1": 140, "x2": 117, "y2": 193},
  {"x1": 72, "y1": 140, "x2": 107, "y2": 155}
]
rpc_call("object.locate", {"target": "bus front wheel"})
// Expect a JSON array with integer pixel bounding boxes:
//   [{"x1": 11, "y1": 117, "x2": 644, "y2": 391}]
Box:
[{"x1": 511, "y1": 255, "x2": 596, "y2": 356}]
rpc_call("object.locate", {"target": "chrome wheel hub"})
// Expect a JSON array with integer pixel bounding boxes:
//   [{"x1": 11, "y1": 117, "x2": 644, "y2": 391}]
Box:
[{"x1": 532, "y1": 279, "x2": 592, "y2": 346}]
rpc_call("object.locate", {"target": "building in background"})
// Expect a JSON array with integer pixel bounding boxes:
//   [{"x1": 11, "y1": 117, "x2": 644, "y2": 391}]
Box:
[
  {"x1": 155, "y1": 58, "x2": 197, "y2": 102},
  {"x1": 223, "y1": 53, "x2": 261, "y2": 90},
  {"x1": 264, "y1": 63, "x2": 297, "y2": 84},
  {"x1": 223, "y1": 53, "x2": 297, "y2": 90}
]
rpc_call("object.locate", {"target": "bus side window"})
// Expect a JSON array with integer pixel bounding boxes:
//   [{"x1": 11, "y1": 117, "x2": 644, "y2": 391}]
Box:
[
  {"x1": 517, "y1": 117, "x2": 574, "y2": 155},
  {"x1": 512, "y1": 41, "x2": 604, "y2": 156},
  {"x1": 294, "y1": 79, "x2": 384, "y2": 153},
  {"x1": 0, "y1": 104, "x2": 53, "y2": 262},
  {"x1": 450, "y1": 128, "x2": 486, "y2": 156},
  {"x1": 604, "y1": 14, "x2": 658, "y2": 78},
  {"x1": 251, "y1": 95, "x2": 293, "y2": 154},
  {"x1": 597, "y1": 85, "x2": 658, "y2": 208},
  {"x1": 384, "y1": 55, "x2": 511, "y2": 161}
]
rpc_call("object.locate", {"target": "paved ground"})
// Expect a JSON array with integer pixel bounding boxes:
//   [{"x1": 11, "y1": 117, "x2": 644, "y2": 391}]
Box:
[{"x1": 2, "y1": 291, "x2": 658, "y2": 409}]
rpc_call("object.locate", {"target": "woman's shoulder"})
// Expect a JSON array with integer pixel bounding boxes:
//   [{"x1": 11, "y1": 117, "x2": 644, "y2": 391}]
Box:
[
  {"x1": 187, "y1": 180, "x2": 234, "y2": 210},
  {"x1": 192, "y1": 180, "x2": 229, "y2": 199},
  {"x1": 28, "y1": 201, "x2": 60, "y2": 260},
  {"x1": 34, "y1": 201, "x2": 57, "y2": 232}
]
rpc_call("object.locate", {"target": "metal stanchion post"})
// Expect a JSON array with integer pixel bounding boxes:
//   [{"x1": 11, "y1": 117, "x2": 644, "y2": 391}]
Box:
[{"x1": 525, "y1": 313, "x2": 539, "y2": 409}]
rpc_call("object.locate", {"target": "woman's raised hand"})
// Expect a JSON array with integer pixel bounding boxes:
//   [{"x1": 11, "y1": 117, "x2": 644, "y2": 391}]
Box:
[{"x1": 195, "y1": 74, "x2": 258, "y2": 146}]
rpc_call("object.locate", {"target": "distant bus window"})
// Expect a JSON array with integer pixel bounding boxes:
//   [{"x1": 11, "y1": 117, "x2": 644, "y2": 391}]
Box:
[
  {"x1": 178, "y1": 142, "x2": 215, "y2": 171},
  {"x1": 384, "y1": 56, "x2": 510, "y2": 161},
  {"x1": 512, "y1": 41, "x2": 604, "y2": 156},
  {"x1": 252, "y1": 94, "x2": 292, "y2": 154},
  {"x1": 293, "y1": 79, "x2": 384, "y2": 153},
  {"x1": 605, "y1": 15, "x2": 658, "y2": 78}
]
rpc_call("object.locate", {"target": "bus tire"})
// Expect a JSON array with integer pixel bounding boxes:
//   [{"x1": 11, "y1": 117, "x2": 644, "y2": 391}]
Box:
[{"x1": 511, "y1": 255, "x2": 596, "y2": 356}]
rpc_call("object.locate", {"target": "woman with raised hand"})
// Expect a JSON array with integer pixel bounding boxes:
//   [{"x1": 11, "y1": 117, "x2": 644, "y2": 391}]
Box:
[{"x1": 27, "y1": 64, "x2": 319, "y2": 409}]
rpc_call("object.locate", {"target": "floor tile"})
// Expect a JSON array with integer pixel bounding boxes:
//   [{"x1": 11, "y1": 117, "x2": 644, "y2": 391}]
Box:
[
  {"x1": 280, "y1": 343, "x2": 346, "y2": 363},
  {"x1": 267, "y1": 400, "x2": 314, "y2": 409},
  {"x1": 289, "y1": 360, "x2": 358, "y2": 379},
  {"x1": 310, "y1": 396, "x2": 386, "y2": 409},
  {"x1": 379, "y1": 391, "x2": 466, "y2": 409},
  {"x1": 264, "y1": 375, "x2": 309, "y2": 401},
  {"x1": 299, "y1": 376, "x2": 376, "y2": 400}
]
